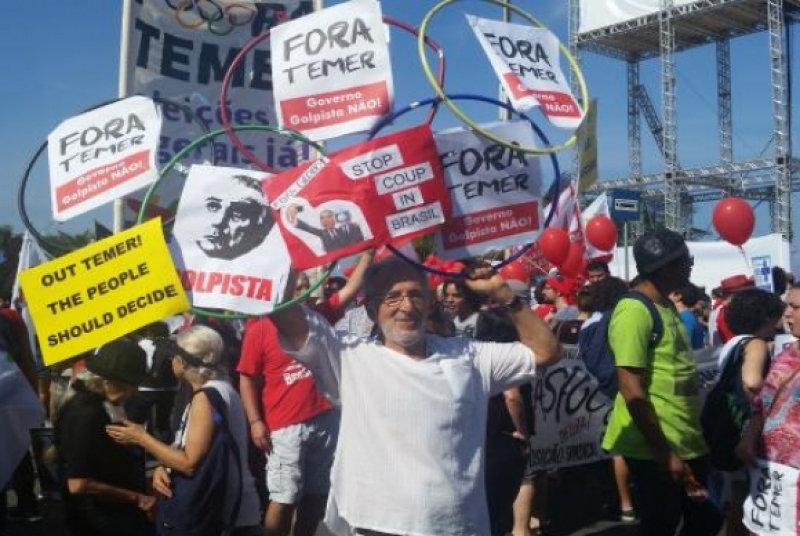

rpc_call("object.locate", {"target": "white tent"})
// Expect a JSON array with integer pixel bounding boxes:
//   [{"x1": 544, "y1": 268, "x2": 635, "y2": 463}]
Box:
[{"x1": 609, "y1": 233, "x2": 791, "y2": 293}]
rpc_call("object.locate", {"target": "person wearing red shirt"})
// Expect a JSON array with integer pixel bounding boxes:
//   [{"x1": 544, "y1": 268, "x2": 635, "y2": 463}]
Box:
[{"x1": 238, "y1": 251, "x2": 372, "y2": 536}]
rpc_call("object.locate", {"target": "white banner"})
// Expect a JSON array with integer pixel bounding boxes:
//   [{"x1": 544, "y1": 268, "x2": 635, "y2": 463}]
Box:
[
  {"x1": 0, "y1": 356, "x2": 45, "y2": 489},
  {"x1": 123, "y1": 0, "x2": 315, "y2": 226},
  {"x1": 529, "y1": 351, "x2": 612, "y2": 471},
  {"x1": 170, "y1": 164, "x2": 290, "y2": 314},
  {"x1": 47, "y1": 96, "x2": 161, "y2": 222},
  {"x1": 468, "y1": 15, "x2": 584, "y2": 129},
  {"x1": 433, "y1": 120, "x2": 543, "y2": 259},
  {"x1": 271, "y1": 0, "x2": 394, "y2": 141},
  {"x1": 578, "y1": 0, "x2": 698, "y2": 34},
  {"x1": 744, "y1": 460, "x2": 800, "y2": 536}
]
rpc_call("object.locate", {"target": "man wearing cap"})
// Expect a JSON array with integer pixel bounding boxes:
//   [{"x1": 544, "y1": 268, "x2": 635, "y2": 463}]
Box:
[
  {"x1": 709, "y1": 274, "x2": 755, "y2": 346},
  {"x1": 54, "y1": 338, "x2": 156, "y2": 536},
  {"x1": 601, "y1": 230, "x2": 722, "y2": 536},
  {"x1": 542, "y1": 276, "x2": 579, "y2": 323}
]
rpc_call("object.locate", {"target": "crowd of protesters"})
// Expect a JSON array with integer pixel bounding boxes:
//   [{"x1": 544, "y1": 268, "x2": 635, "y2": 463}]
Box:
[{"x1": 3, "y1": 230, "x2": 800, "y2": 536}]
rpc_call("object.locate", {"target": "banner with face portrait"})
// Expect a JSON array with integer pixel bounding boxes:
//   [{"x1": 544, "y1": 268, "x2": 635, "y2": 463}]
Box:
[
  {"x1": 270, "y1": 0, "x2": 394, "y2": 141},
  {"x1": 468, "y1": 15, "x2": 584, "y2": 129},
  {"x1": 170, "y1": 164, "x2": 291, "y2": 315},
  {"x1": 433, "y1": 120, "x2": 543, "y2": 260},
  {"x1": 265, "y1": 125, "x2": 449, "y2": 270}
]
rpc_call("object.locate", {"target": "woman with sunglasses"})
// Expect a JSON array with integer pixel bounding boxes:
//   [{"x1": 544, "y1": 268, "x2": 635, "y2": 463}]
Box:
[{"x1": 106, "y1": 325, "x2": 262, "y2": 536}]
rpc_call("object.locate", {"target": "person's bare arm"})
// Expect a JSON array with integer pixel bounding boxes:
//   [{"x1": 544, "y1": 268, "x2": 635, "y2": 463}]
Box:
[
  {"x1": 741, "y1": 338, "x2": 769, "y2": 401},
  {"x1": 465, "y1": 267, "x2": 560, "y2": 367},
  {"x1": 334, "y1": 250, "x2": 375, "y2": 307},
  {"x1": 617, "y1": 366, "x2": 690, "y2": 483},
  {"x1": 239, "y1": 373, "x2": 271, "y2": 452}
]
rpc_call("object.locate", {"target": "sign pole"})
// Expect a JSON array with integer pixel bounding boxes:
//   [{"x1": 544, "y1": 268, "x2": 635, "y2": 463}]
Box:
[{"x1": 623, "y1": 221, "x2": 629, "y2": 281}]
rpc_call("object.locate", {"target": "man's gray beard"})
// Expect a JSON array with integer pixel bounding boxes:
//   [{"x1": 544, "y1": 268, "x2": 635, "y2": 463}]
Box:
[{"x1": 380, "y1": 323, "x2": 426, "y2": 348}]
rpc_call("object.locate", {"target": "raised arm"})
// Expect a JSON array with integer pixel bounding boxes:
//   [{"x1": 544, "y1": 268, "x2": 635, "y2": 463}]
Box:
[
  {"x1": 465, "y1": 266, "x2": 560, "y2": 367},
  {"x1": 334, "y1": 249, "x2": 375, "y2": 307}
]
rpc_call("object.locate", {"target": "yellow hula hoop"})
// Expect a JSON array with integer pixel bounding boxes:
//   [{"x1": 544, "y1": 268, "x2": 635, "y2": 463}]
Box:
[{"x1": 417, "y1": 0, "x2": 589, "y2": 155}]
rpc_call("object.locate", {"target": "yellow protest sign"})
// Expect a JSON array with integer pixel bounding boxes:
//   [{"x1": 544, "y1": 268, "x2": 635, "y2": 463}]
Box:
[{"x1": 20, "y1": 219, "x2": 190, "y2": 366}]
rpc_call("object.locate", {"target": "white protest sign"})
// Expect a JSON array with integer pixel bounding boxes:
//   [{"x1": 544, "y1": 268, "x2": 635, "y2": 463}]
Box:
[
  {"x1": 47, "y1": 96, "x2": 161, "y2": 221},
  {"x1": 170, "y1": 164, "x2": 291, "y2": 315},
  {"x1": 529, "y1": 349, "x2": 612, "y2": 471},
  {"x1": 433, "y1": 120, "x2": 543, "y2": 260},
  {"x1": 468, "y1": 15, "x2": 584, "y2": 129},
  {"x1": 744, "y1": 460, "x2": 800, "y2": 536},
  {"x1": 271, "y1": 0, "x2": 394, "y2": 141},
  {"x1": 123, "y1": 1, "x2": 315, "y2": 227}
]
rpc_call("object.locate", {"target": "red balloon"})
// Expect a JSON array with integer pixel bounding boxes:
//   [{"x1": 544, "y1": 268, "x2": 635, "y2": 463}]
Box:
[
  {"x1": 538, "y1": 228, "x2": 571, "y2": 266},
  {"x1": 585, "y1": 215, "x2": 617, "y2": 251},
  {"x1": 499, "y1": 260, "x2": 530, "y2": 284},
  {"x1": 713, "y1": 197, "x2": 754, "y2": 246},
  {"x1": 559, "y1": 242, "x2": 585, "y2": 278}
]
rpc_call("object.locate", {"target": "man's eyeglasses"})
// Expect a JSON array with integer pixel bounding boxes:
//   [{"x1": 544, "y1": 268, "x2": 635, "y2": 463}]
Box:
[{"x1": 380, "y1": 291, "x2": 427, "y2": 308}]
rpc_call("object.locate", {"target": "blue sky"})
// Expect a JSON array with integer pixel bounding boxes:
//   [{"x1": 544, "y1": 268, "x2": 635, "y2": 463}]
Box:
[{"x1": 1, "y1": 0, "x2": 798, "y2": 240}]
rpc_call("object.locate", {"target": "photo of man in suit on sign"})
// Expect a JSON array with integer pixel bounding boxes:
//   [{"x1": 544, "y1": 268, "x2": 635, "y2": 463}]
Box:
[{"x1": 286, "y1": 203, "x2": 366, "y2": 254}]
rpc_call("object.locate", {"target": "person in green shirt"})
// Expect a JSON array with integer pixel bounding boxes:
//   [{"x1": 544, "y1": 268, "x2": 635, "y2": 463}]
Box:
[{"x1": 601, "y1": 229, "x2": 722, "y2": 536}]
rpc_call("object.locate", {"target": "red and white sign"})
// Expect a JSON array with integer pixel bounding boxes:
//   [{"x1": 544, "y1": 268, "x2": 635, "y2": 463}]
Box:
[
  {"x1": 265, "y1": 125, "x2": 448, "y2": 270},
  {"x1": 170, "y1": 164, "x2": 291, "y2": 315},
  {"x1": 434, "y1": 121, "x2": 543, "y2": 260},
  {"x1": 271, "y1": 0, "x2": 393, "y2": 141},
  {"x1": 47, "y1": 96, "x2": 161, "y2": 221},
  {"x1": 468, "y1": 15, "x2": 584, "y2": 129}
]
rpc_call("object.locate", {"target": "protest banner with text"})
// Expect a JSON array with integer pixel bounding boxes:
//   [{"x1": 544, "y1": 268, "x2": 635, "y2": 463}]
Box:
[
  {"x1": 468, "y1": 15, "x2": 584, "y2": 129},
  {"x1": 744, "y1": 460, "x2": 800, "y2": 536},
  {"x1": 122, "y1": 0, "x2": 316, "y2": 226},
  {"x1": 434, "y1": 120, "x2": 543, "y2": 260},
  {"x1": 47, "y1": 96, "x2": 161, "y2": 222},
  {"x1": 19, "y1": 219, "x2": 189, "y2": 366},
  {"x1": 170, "y1": 164, "x2": 291, "y2": 315},
  {"x1": 266, "y1": 125, "x2": 448, "y2": 270},
  {"x1": 529, "y1": 349, "x2": 612, "y2": 471},
  {"x1": 271, "y1": 0, "x2": 393, "y2": 141}
]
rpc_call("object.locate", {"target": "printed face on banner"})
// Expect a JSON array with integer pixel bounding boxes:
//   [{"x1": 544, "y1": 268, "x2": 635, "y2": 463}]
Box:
[
  {"x1": 123, "y1": 1, "x2": 315, "y2": 227},
  {"x1": 47, "y1": 96, "x2": 162, "y2": 222},
  {"x1": 468, "y1": 15, "x2": 584, "y2": 129},
  {"x1": 271, "y1": 0, "x2": 394, "y2": 141},
  {"x1": 170, "y1": 164, "x2": 291, "y2": 315},
  {"x1": 18, "y1": 219, "x2": 189, "y2": 366},
  {"x1": 265, "y1": 125, "x2": 448, "y2": 270},
  {"x1": 434, "y1": 121, "x2": 543, "y2": 260}
]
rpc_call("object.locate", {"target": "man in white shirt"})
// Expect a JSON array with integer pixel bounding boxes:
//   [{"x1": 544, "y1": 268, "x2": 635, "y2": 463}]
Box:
[{"x1": 272, "y1": 258, "x2": 560, "y2": 536}]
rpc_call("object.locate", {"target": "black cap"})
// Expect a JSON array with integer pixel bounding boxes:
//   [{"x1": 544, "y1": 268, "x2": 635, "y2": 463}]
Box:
[
  {"x1": 86, "y1": 338, "x2": 147, "y2": 386},
  {"x1": 634, "y1": 229, "x2": 689, "y2": 275}
]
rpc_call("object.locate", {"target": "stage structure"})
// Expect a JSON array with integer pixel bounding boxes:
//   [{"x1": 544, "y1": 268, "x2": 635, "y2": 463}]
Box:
[{"x1": 570, "y1": 0, "x2": 800, "y2": 239}]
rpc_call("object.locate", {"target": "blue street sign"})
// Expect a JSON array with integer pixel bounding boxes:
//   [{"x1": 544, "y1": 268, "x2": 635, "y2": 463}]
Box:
[{"x1": 609, "y1": 189, "x2": 641, "y2": 222}]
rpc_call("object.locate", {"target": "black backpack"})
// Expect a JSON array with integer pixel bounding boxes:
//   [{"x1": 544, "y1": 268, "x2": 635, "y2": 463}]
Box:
[
  {"x1": 700, "y1": 336, "x2": 754, "y2": 471},
  {"x1": 156, "y1": 387, "x2": 242, "y2": 536},
  {"x1": 576, "y1": 291, "x2": 664, "y2": 399}
]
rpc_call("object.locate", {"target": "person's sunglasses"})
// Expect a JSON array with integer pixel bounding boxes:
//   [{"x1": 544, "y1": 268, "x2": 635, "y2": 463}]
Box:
[{"x1": 153, "y1": 337, "x2": 206, "y2": 369}]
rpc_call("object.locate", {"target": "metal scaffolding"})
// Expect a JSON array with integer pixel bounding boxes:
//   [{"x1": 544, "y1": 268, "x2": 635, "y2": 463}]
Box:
[{"x1": 572, "y1": 0, "x2": 800, "y2": 239}]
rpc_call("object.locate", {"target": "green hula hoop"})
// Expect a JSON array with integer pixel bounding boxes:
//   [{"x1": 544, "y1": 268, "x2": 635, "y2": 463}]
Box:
[
  {"x1": 417, "y1": 0, "x2": 589, "y2": 155},
  {"x1": 136, "y1": 124, "x2": 331, "y2": 319}
]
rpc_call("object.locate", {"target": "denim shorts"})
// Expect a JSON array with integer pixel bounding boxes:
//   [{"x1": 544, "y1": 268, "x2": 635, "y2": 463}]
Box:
[{"x1": 267, "y1": 409, "x2": 339, "y2": 504}]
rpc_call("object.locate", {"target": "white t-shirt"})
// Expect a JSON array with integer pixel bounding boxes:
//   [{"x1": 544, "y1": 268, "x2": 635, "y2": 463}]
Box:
[
  {"x1": 174, "y1": 380, "x2": 261, "y2": 528},
  {"x1": 453, "y1": 311, "x2": 480, "y2": 339},
  {"x1": 286, "y1": 308, "x2": 536, "y2": 536}
]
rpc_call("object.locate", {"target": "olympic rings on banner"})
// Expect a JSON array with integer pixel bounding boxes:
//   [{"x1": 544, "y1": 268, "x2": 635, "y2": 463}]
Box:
[
  {"x1": 137, "y1": 124, "x2": 329, "y2": 319},
  {"x1": 17, "y1": 96, "x2": 215, "y2": 256},
  {"x1": 367, "y1": 93, "x2": 561, "y2": 279},
  {"x1": 219, "y1": 16, "x2": 447, "y2": 172},
  {"x1": 417, "y1": 0, "x2": 589, "y2": 156},
  {"x1": 167, "y1": 0, "x2": 257, "y2": 36}
]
